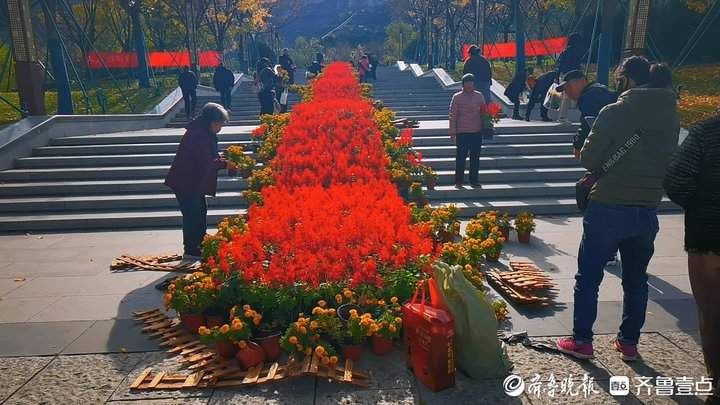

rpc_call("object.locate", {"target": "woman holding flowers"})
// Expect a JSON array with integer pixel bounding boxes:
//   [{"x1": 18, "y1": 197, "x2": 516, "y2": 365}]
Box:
[{"x1": 165, "y1": 103, "x2": 229, "y2": 264}]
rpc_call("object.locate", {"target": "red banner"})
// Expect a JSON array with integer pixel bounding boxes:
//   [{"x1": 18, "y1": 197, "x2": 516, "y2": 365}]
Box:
[
  {"x1": 87, "y1": 51, "x2": 222, "y2": 69},
  {"x1": 462, "y1": 37, "x2": 568, "y2": 61}
]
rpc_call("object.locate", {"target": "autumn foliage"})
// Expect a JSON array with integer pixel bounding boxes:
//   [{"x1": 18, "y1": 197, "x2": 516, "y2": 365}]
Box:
[{"x1": 220, "y1": 62, "x2": 435, "y2": 287}]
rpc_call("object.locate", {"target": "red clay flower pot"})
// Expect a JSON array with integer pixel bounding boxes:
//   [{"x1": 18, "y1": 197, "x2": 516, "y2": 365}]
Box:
[
  {"x1": 179, "y1": 313, "x2": 205, "y2": 334},
  {"x1": 518, "y1": 232, "x2": 531, "y2": 244},
  {"x1": 236, "y1": 342, "x2": 265, "y2": 369},
  {"x1": 341, "y1": 344, "x2": 363, "y2": 362},
  {"x1": 255, "y1": 333, "x2": 282, "y2": 361},
  {"x1": 205, "y1": 315, "x2": 225, "y2": 329},
  {"x1": 216, "y1": 340, "x2": 238, "y2": 360},
  {"x1": 371, "y1": 336, "x2": 393, "y2": 355}
]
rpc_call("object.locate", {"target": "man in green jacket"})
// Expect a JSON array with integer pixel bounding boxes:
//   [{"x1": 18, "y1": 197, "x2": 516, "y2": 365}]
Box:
[{"x1": 557, "y1": 57, "x2": 680, "y2": 362}]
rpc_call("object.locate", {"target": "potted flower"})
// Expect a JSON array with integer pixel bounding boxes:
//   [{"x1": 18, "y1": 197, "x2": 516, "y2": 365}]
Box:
[
  {"x1": 225, "y1": 145, "x2": 256, "y2": 177},
  {"x1": 341, "y1": 309, "x2": 371, "y2": 361},
  {"x1": 423, "y1": 167, "x2": 438, "y2": 190},
  {"x1": 493, "y1": 301, "x2": 510, "y2": 322},
  {"x1": 513, "y1": 212, "x2": 536, "y2": 244},
  {"x1": 164, "y1": 272, "x2": 217, "y2": 333},
  {"x1": 236, "y1": 340, "x2": 265, "y2": 369},
  {"x1": 279, "y1": 308, "x2": 340, "y2": 367},
  {"x1": 236, "y1": 304, "x2": 283, "y2": 361},
  {"x1": 371, "y1": 309, "x2": 402, "y2": 355},
  {"x1": 391, "y1": 167, "x2": 411, "y2": 199},
  {"x1": 497, "y1": 213, "x2": 512, "y2": 240},
  {"x1": 198, "y1": 316, "x2": 250, "y2": 360},
  {"x1": 431, "y1": 205, "x2": 461, "y2": 243},
  {"x1": 481, "y1": 237, "x2": 502, "y2": 262},
  {"x1": 248, "y1": 167, "x2": 274, "y2": 192},
  {"x1": 481, "y1": 102, "x2": 502, "y2": 141}
]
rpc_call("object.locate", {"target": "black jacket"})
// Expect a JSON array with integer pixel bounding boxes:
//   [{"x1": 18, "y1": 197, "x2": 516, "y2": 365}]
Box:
[
  {"x1": 504, "y1": 71, "x2": 526, "y2": 101},
  {"x1": 529, "y1": 71, "x2": 556, "y2": 101},
  {"x1": 664, "y1": 115, "x2": 720, "y2": 254},
  {"x1": 178, "y1": 71, "x2": 198, "y2": 91},
  {"x1": 557, "y1": 45, "x2": 584, "y2": 76},
  {"x1": 258, "y1": 66, "x2": 277, "y2": 94},
  {"x1": 463, "y1": 55, "x2": 492, "y2": 82},
  {"x1": 213, "y1": 67, "x2": 234, "y2": 90},
  {"x1": 573, "y1": 83, "x2": 617, "y2": 149},
  {"x1": 279, "y1": 55, "x2": 294, "y2": 71}
]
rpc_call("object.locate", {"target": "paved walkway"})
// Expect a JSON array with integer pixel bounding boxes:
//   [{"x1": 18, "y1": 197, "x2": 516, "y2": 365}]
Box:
[{"x1": 0, "y1": 214, "x2": 710, "y2": 404}]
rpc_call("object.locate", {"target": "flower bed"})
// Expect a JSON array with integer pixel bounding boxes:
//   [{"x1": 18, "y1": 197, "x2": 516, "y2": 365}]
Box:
[{"x1": 168, "y1": 63, "x2": 524, "y2": 368}]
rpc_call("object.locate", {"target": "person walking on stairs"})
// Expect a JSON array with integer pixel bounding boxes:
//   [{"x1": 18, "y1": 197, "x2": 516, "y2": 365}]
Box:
[
  {"x1": 449, "y1": 73, "x2": 487, "y2": 189},
  {"x1": 463, "y1": 45, "x2": 493, "y2": 104},
  {"x1": 358, "y1": 55, "x2": 371, "y2": 83},
  {"x1": 255, "y1": 58, "x2": 278, "y2": 116},
  {"x1": 178, "y1": 66, "x2": 198, "y2": 120},
  {"x1": 664, "y1": 113, "x2": 720, "y2": 405},
  {"x1": 526, "y1": 69, "x2": 555, "y2": 121},
  {"x1": 165, "y1": 103, "x2": 230, "y2": 265},
  {"x1": 213, "y1": 63, "x2": 235, "y2": 111},
  {"x1": 279, "y1": 49, "x2": 296, "y2": 85},
  {"x1": 556, "y1": 59, "x2": 680, "y2": 363}
]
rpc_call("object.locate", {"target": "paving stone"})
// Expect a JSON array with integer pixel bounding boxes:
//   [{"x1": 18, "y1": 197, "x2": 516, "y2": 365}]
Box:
[
  {"x1": 506, "y1": 338, "x2": 613, "y2": 381},
  {"x1": 659, "y1": 331, "x2": 705, "y2": 364},
  {"x1": 417, "y1": 373, "x2": 532, "y2": 404},
  {"x1": 28, "y1": 292, "x2": 162, "y2": 322},
  {"x1": 315, "y1": 348, "x2": 413, "y2": 391},
  {"x1": 111, "y1": 351, "x2": 213, "y2": 401},
  {"x1": 643, "y1": 299, "x2": 698, "y2": 332},
  {"x1": 0, "y1": 296, "x2": 61, "y2": 323},
  {"x1": 316, "y1": 388, "x2": 416, "y2": 405},
  {"x1": 0, "y1": 357, "x2": 53, "y2": 402},
  {"x1": 592, "y1": 333, "x2": 707, "y2": 381},
  {"x1": 3, "y1": 353, "x2": 143, "y2": 405},
  {"x1": 4, "y1": 272, "x2": 157, "y2": 299},
  {"x1": 0, "y1": 277, "x2": 29, "y2": 297},
  {"x1": 61, "y1": 319, "x2": 161, "y2": 354},
  {"x1": 209, "y1": 377, "x2": 316, "y2": 405},
  {"x1": 0, "y1": 321, "x2": 93, "y2": 356},
  {"x1": 109, "y1": 399, "x2": 209, "y2": 405}
]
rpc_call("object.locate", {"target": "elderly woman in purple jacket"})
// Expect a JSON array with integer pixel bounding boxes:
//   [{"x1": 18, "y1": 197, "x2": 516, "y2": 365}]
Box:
[{"x1": 165, "y1": 103, "x2": 229, "y2": 263}]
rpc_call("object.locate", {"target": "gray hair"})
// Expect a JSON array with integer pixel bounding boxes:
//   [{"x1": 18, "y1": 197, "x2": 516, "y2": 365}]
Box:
[{"x1": 198, "y1": 102, "x2": 229, "y2": 124}]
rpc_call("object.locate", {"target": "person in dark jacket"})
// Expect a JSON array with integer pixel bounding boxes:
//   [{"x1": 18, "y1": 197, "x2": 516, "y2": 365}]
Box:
[
  {"x1": 463, "y1": 45, "x2": 493, "y2": 103},
  {"x1": 526, "y1": 70, "x2": 555, "y2": 121},
  {"x1": 556, "y1": 59, "x2": 680, "y2": 363},
  {"x1": 358, "y1": 55, "x2": 371, "y2": 83},
  {"x1": 256, "y1": 57, "x2": 277, "y2": 116},
  {"x1": 308, "y1": 60, "x2": 323, "y2": 77},
  {"x1": 556, "y1": 33, "x2": 585, "y2": 120},
  {"x1": 368, "y1": 53, "x2": 379, "y2": 80},
  {"x1": 504, "y1": 68, "x2": 527, "y2": 120},
  {"x1": 213, "y1": 63, "x2": 235, "y2": 110},
  {"x1": 557, "y1": 70, "x2": 616, "y2": 159},
  {"x1": 178, "y1": 66, "x2": 198, "y2": 120},
  {"x1": 165, "y1": 103, "x2": 229, "y2": 263},
  {"x1": 664, "y1": 113, "x2": 720, "y2": 405},
  {"x1": 279, "y1": 48, "x2": 296, "y2": 84}
]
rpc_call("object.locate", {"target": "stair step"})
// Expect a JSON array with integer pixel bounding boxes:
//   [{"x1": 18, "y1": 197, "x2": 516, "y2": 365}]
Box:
[
  {"x1": 34, "y1": 141, "x2": 256, "y2": 156},
  {"x1": 0, "y1": 177, "x2": 247, "y2": 196},
  {"x1": 424, "y1": 182, "x2": 574, "y2": 199},
  {"x1": 0, "y1": 192, "x2": 246, "y2": 213},
  {"x1": 412, "y1": 133, "x2": 573, "y2": 146},
  {"x1": 414, "y1": 143, "x2": 573, "y2": 157},
  {"x1": 423, "y1": 154, "x2": 577, "y2": 170},
  {"x1": 0, "y1": 208, "x2": 245, "y2": 232}
]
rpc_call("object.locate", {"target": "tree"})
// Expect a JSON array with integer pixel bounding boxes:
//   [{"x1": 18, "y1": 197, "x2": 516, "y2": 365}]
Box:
[
  {"x1": 119, "y1": 0, "x2": 151, "y2": 87},
  {"x1": 205, "y1": 0, "x2": 275, "y2": 54},
  {"x1": 384, "y1": 21, "x2": 417, "y2": 63}
]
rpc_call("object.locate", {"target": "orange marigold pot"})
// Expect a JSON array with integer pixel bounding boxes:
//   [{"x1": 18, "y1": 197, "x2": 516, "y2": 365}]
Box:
[
  {"x1": 180, "y1": 313, "x2": 205, "y2": 334},
  {"x1": 518, "y1": 232, "x2": 531, "y2": 244},
  {"x1": 255, "y1": 333, "x2": 282, "y2": 361},
  {"x1": 216, "y1": 340, "x2": 238, "y2": 360},
  {"x1": 236, "y1": 342, "x2": 265, "y2": 369},
  {"x1": 371, "y1": 335, "x2": 394, "y2": 355},
  {"x1": 341, "y1": 344, "x2": 363, "y2": 362}
]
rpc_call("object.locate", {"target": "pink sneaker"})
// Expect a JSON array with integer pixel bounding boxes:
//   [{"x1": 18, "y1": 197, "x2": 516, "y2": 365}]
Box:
[
  {"x1": 614, "y1": 339, "x2": 639, "y2": 361},
  {"x1": 556, "y1": 337, "x2": 594, "y2": 359}
]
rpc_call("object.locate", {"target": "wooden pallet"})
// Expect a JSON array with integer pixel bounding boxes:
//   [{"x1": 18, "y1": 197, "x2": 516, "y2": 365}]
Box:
[
  {"x1": 131, "y1": 309, "x2": 370, "y2": 390},
  {"x1": 111, "y1": 255, "x2": 200, "y2": 273},
  {"x1": 486, "y1": 260, "x2": 555, "y2": 306}
]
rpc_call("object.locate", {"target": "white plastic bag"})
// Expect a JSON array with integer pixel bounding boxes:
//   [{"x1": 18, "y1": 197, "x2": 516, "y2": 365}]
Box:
[
  {"x1": 280, "y1": 89, "x2": 288, "y2": 105},
  {"x1": 543, "y1": 83, "x2": 562, "y2": 111}
]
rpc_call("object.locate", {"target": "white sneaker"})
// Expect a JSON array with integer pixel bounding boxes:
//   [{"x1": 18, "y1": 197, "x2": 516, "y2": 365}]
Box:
[
  {"x1": 606, "y1": 255, "x2": 619, "y2": 267},
  {"x1": 182, "y1": 254, "x2": 202, "y2": 261}
]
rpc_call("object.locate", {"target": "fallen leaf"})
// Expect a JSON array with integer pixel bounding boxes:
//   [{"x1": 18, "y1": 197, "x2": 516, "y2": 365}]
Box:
[{"x1": 13, "y1": 278, "x2": 25, "y2": 282}]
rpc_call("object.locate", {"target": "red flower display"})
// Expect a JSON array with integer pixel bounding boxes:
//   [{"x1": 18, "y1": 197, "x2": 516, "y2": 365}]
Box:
[{"x1": 222, "y1": 63, "x2": 435, "y2": 287}]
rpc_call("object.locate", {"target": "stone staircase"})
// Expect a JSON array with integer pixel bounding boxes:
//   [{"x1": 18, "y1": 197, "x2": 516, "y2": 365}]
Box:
[
  {"x1": 374, "y1": 66, "x2": 674, "y2": 216},
  {"x1": 0, "y1": 65, "x2": 672, "y2": 232}
]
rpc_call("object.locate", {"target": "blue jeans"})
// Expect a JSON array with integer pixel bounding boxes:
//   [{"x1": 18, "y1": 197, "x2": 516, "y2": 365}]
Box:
[
  {"x1": 573, "y1": 201, "x2": 659, "y2": 345},
  {"x1": 175, "y1": 193, "x2": 207, "y2": 257}
]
